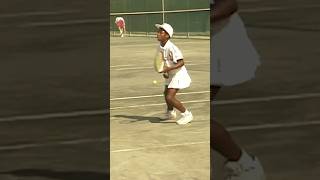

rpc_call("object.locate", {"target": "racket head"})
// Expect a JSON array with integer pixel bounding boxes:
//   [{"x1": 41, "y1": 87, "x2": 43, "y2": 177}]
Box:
[{"x1": 154, "y1": 51, "x2": 164, "y2": 72}]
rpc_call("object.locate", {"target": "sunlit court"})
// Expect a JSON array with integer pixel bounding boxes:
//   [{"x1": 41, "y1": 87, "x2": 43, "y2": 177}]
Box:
[{"x1": 110, "y1": 36, "x2": 210, "y2": 179}]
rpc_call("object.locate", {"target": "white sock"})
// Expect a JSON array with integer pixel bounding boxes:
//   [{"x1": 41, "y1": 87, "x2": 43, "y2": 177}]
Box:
[{"x1": 238, "y1": 150, "x2": 254, "y2": 166}]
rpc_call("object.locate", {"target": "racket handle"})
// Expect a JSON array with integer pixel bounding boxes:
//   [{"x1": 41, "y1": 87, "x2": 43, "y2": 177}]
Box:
[{"x1": 163, "y1": 72, "x2": 169, "y2": 79}]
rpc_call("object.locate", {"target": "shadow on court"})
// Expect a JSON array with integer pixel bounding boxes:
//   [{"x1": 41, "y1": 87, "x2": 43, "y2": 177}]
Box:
[
  {"x1": 0, "y1": 169, "x2": 108, "y2": 180},
  {"x1": 113, "y1": 115, "x2": 176, "y2": 123}
]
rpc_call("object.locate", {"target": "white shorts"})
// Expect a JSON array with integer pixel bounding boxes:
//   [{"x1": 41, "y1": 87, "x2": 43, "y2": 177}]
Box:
[{"x1": 211, "y1": 13, "x2": 261, "y2": 86}]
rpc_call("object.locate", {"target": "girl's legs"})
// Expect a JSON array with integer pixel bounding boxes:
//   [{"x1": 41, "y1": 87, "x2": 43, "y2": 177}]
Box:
[
  {"x1": 164, "y1": 86, "x2": 192, "y2": 124},
  {"x1": 165, "y1": 87, "x2": 186, "y2": 113},
  {"x1": 211, "y1": 85, "x2": 242, "y2": 161},
  {"x1": 211, "y1": 86, "x2": 266, "y2": 180},
  {"x1": 164, "y1": 86, "x2": 174, "y2": 111}
]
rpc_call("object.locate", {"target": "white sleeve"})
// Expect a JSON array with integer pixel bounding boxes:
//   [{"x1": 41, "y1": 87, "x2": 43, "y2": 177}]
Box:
[{"x1": 170, "y1": 45, "x2": 184, "y2": 63}]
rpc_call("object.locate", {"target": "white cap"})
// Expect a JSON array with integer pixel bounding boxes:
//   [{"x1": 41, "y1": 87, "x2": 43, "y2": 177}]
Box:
[{"x1": 155, "y1": 23, "x2": 173, "y2": 38}]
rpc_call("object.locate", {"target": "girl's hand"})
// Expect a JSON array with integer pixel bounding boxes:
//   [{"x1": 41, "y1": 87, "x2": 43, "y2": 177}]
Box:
[
  {"x1": 160, "y1": 66, "x2": 170, "y2": 73},
  {"x1": 163, "y1": 72, "x2": 169, "y2": 79}
]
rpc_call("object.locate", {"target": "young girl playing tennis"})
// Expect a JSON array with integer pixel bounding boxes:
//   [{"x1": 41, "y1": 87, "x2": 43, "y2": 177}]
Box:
[{"x1": 155, "y1": 23, "x2": 193, "y2": 125}]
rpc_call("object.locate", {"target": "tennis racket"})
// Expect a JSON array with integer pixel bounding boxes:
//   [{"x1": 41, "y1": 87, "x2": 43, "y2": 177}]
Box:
[{"x1": 154, "y1": 51, "x2": 165, "y2": 73}]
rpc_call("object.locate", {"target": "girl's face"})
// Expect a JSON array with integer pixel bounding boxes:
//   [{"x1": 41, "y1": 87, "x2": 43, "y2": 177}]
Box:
[{"x1": 157, "y1": 28, "x2": 169, "y2": 42}]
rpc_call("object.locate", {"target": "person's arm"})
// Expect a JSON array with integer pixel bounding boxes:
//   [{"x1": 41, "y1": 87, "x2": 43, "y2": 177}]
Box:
[
  {"x1": 161, "y1": 59, "x2": 184, "y2": 73},
  {"x1": 211, "y1": 0, "x2": 238, "y2": 23}
]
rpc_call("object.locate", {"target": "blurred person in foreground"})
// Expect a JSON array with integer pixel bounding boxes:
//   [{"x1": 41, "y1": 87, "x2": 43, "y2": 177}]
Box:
[{"x1": 210, "y1": 0, "x2": 266, "y2": 179}]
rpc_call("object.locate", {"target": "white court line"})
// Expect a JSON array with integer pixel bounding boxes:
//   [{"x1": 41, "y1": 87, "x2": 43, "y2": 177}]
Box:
[
  {"x1": 111, "y1": 92, "x2": 320, "y2": 109},
  {"x1": 111, "y1": 66, "x2": 156, "y2": 71},
  {"x1": 111, "y1": 63, "x2": 209, "y2": 71},
  {"x1": 215, "y1": 92, "x2": 320, "y2": 105},
  {"x1": 111, "y1": 141, "x2": 209, "y2": 153},
  {"x1": 110, "y1": 92, "x2": 320, "y2": 109},
  {"x1": 19, "y1": 18, "x2": 106, "y2": 27},
  {"x1": 227, "y1": 120, "x2": 320, "y2": 132},
  {"x1": 2, "y1": 119, "x2": 320, "y2": 152},
  {"x1": 110, "y1": 61, "x2": 194, "y2": 68},
  {"x1": 0, "y1": 10, "x2": 81, "y2": 18},
  {"x1": 111, "y1": 99, "x2": 209, "y2": 110},
  {"x1": 240, "y1": 4, "x2": 320, "y2": 13},
  {"x1": 110, "y1": 64, "x2": 135, "y2": 68},
  {"x1": 0, "y1": 92, "x2": 319, "y2": 123},
  {"x1": 111, "y1": 91, "x2": 209, "y2": 101},
  {"x1": 0, "y1": 110, "x2": 108, "y2": 123},
  {"x1": 112, "y1": 120, "x2": 320, "y2": 153},
  {"x1": 0, "y1": 138, "x2": 107, "y2": 151},
  {"x1": 110, "y1": 43, "x2": 158, "y2": 48}
]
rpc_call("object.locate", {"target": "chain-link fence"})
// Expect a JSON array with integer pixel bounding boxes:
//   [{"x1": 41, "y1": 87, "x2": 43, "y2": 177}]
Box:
[{"x1": 110, "y1": 0, "x2": 210, "y2": 38}]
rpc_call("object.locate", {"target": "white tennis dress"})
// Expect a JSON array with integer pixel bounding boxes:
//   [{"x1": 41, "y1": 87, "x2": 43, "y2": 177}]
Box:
[
  {"x1": 211, "y1": 13, "x2": 261, "y2": 86},
  {"x1": 157, "y1": 40, "x2": 191, "y2": 89}
]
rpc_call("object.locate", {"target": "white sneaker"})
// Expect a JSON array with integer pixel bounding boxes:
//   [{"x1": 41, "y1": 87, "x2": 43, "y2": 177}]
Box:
[
  {"x1": 176, "y1": 110, "x2": 193, "y2": 125},
  {"x1": 166, "y1": 110, "x2": 177, "y2": 120},
  {"x1": 224, "y1": 150, "x2": 266, "y2": 180}
]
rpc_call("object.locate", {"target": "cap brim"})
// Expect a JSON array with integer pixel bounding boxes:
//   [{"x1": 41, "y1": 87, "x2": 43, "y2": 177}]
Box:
[{"x1": 155, "y1": 24, "x2": 162, "y2": 29}]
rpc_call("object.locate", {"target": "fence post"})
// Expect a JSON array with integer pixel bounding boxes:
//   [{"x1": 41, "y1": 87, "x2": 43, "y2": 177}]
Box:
[{"x1": 162, "y1": 0, "x2": 165, "y2": 23}]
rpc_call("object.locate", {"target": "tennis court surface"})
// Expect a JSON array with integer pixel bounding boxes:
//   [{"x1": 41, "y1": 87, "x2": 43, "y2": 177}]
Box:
[{"x1": 110, "y1": 37, "x2": 210, "y2": 179}]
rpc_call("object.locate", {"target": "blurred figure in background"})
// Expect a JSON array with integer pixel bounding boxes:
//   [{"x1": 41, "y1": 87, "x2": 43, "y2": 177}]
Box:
[{"x1": 115, "y1": 17, "x2": 126, "y2": 37}]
